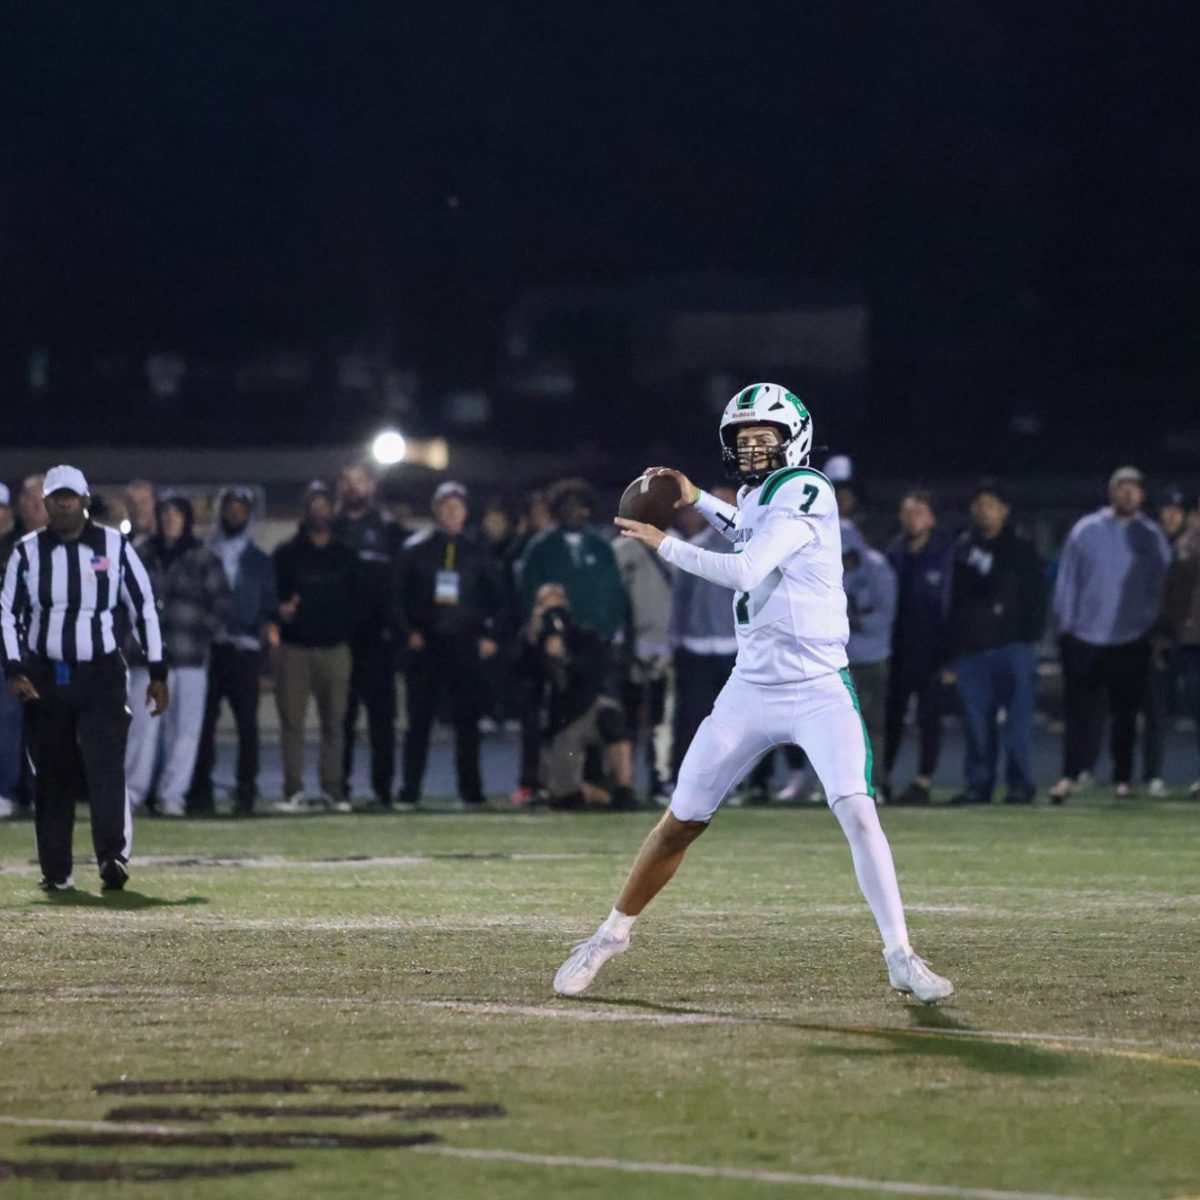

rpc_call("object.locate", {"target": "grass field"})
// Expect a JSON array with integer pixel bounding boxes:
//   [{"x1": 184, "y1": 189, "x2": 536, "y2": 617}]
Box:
[{"x1": 1, "y1": 800, "x2": 1198, "y2": 1199}]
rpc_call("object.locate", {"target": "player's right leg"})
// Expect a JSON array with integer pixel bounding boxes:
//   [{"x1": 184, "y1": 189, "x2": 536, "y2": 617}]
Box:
[
  {"x1": 800, "y1": 669, "x2": 953, "y2": 1003},
  {"x1": 553, "y1": 677, "x2": 773, "y2": 997}
]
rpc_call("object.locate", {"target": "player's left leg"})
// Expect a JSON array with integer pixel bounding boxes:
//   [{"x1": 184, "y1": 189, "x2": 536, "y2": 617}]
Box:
[
  {"x1": 553, "y1": 675, "x2": 774, "y2": 996},
  {"x1": 799, "y1": 669, "x2": 953, "y2": 1003}
]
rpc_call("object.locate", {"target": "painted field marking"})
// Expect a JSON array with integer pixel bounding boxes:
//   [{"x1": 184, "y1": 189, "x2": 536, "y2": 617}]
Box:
[
  {"x1": 411, "y1": 1144, "x2": 1106, "y2": 1200},
  {"x1": 417, "y1": 1001, "x2": 1200, "y2": 1070},
  {"x1": 0, "y1": 1116, "x2": 1111, "y2": 1200}
]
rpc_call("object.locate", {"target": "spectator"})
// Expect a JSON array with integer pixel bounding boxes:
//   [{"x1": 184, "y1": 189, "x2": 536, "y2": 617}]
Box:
[
  {"x1": 614, "y1": 515, "x2": 673, "y2": 803},
  {"x1": 1160, "y1": 496, "x2": 1200, "y2": 796},
  {"x1": 883, "y1": 489, "x2": 954, "y2": 805},
  {"x1": 515, "y1": 583, "x2": 636, "y2": 809},
  {"x1": 507, "y1": 490, "x2": 551, "y2": 592},
  {"x1": 18, "y1": 474, "x2": 46, "y2": 535},
  {"x1": 508, "y1": 490, "x2": 554, "y2": 804},
  {"x1": 0, "y1": 484, "x2": 17, "y2": 563},
  {"x1": 189, "y1": 487, "x2": 277, "y2": 815},
  {"x1": 1142, "y1": 486, "x2": 1191, "y2": 795},
  {"x1": 272, "y1": 482, "x2": 360, "y2": 812},
  {"x1": 1051, "y1": 466, "x2": 1171, "y2": 801},
  {"x1": 126, "y1": 495, "x2": 231, "y2": 817},
  {"x1": 515, "y1": 479, "x2": 626, "y2": 803},
  {"x1": 480, "y1": 500, "x2": 515, "y2": 566},
  {"x1": 399, "y1": 482, "x2": 505, "y2": 810},
  {"x1": 334, "y1": 462, "x2": 406, "y2": 807},
  {"x1": 0, "y1": 484, "x2": 17, "y2": 818},
  {"x1": 477, "y1": 498, "x2": 517, "y2": 729},
  {"x1": 123, "y1": 479, "x2": 156, "y2": 546},
  {"x1": 517, "y1": 478, "x2": 626, "y2": 644},
  {"x1": 669, "y1": 490, "x2": 738, "y2": 789},
  {"x1": 840, "y1": 519, "x2": 896, "y2": 801},
  {"x1": 945, "y1": 484, "x2": 1046, "y2": 805}
]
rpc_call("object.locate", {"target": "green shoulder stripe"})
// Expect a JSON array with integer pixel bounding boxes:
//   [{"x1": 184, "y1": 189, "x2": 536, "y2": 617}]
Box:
[{"x1": 758, "y1": 466, "x2": 832, "y2": 506}]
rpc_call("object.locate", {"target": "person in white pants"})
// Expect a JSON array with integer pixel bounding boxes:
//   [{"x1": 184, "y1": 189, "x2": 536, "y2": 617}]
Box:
[
  {"x1": 553, "y1": 383, "x2": 954, "y2": 1004},
  {"x1": 124, "y1": 495, "x2": 230, "y2": 816},
  {"x1": 126, "y1": 664, "x2": 209, "y2": 815}
]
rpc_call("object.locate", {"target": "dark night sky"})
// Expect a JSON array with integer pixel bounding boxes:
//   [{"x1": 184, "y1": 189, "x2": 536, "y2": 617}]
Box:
[{"x1": 2, "y1": 2, "x2": 1198, "y2": 467}]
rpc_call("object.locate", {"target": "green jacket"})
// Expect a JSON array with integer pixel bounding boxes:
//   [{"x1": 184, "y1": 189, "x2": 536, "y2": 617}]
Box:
[{"x1": 518, "y1": 528, "x2": 627, "y2": 642}]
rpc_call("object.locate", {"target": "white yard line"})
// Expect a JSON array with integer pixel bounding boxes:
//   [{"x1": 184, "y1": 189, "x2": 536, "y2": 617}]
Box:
[
  {"x1": 0, "y1": 1114, "x2": 1108, "y2": 1200},
  {"x1": 411, "y1": 1144, "x2": 1103, "y2": 1200},
  {"x1": 415, "y1": 1001, "x2": 1200, "y2": 1067}
]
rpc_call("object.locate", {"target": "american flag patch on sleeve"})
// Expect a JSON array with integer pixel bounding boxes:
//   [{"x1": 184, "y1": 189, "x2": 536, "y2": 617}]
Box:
[{"x1": 91, "y1": 555, "x2": 110, "y2": 571}]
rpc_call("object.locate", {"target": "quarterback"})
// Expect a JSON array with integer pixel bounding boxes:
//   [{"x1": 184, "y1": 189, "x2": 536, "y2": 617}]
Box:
[{"x1": 553, "y1": 383, "x2": 953, "y2": 1003}]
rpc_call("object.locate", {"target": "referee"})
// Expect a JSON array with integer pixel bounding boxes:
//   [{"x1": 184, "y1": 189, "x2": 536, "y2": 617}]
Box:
[{"x1": 0, "y1": 465, "x2": 169, "y2": 892}]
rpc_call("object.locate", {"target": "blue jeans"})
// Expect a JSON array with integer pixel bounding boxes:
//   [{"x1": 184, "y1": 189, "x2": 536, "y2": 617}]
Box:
[
  {"x1": 953, "y1": 643, "x2": 1038, "y2": 799},
  {"x1": 0, "y1": 682, "x2": 23, "y2": 799}
]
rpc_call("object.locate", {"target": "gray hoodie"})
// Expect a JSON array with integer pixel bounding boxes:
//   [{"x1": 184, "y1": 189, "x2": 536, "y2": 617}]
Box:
[{"x1": 841, "y1": 520, "x2": 896, "y2": 665}]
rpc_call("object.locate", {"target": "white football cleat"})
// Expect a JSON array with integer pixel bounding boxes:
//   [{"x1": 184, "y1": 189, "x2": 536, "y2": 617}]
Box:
[
  {"x1": 1147, "y1": 778, "x2": 1167, "y2": 797},
  {"x1": 553, "y1": 927, "x2": 630, "y2": 996},
  {"x1": 884, "y1": 947, "x2": 954, "y2": 1003}
]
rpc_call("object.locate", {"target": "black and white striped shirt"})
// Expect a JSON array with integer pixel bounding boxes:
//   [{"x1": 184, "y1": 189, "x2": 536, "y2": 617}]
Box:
[{"x1": 0, "y1": 522, "x2": 165, "y2": 679}]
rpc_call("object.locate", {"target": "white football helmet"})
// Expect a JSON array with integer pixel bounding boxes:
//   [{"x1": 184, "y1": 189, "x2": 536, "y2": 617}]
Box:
[{"x1": 719, "y1": 382, "x2": 814, "y2": 485}]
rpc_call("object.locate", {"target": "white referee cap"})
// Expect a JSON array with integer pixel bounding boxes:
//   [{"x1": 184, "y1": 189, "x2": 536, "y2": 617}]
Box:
[
  {"x1": 0, "y1": 483, "x2": 10, "y2": 506},
  {"x1": 43, "y1": 465, "x2": 90, "y2": 497}
]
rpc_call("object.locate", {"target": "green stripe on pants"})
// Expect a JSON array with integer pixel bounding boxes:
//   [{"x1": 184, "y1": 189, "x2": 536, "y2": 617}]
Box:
[{"x1": 838, "y1": 667, "x2": 876, "y2": 799}]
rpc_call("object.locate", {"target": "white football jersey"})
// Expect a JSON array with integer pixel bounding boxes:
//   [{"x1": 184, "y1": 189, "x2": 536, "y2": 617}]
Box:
[{"x1": 656, "y1": 467, "x2": 849, "y2": 684}]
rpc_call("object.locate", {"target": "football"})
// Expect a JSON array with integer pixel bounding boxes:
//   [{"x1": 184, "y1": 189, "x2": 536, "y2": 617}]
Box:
[{"x1": 618, "y1": 472, "x2": 681, "y2": 530}]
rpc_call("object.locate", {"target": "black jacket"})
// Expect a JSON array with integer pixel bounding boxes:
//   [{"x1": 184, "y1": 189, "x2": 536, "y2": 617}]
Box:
[
  {"x1": 401, "y1": 528, "x2": 505, "y2": 649},
  {"x1": 948, "y1": 525, "x2": 1046, "y2": 657},
  {"x1": 273, "y1": 533, "x2": 361, "y2": 648},
  {"x1": 333, "y1": 507, "x2": 406, "y2": 638},
  {"x1": 515, "y1": 619, "x2": 610, "y2": 735}
]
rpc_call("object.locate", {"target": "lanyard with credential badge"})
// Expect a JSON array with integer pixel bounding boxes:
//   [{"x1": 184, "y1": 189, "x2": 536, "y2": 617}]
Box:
[{"x1": 435, "y1": 539, "x2": 461, "y2": 605}]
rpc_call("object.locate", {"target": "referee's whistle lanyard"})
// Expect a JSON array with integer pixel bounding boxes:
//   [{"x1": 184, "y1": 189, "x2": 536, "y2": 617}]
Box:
[{"x1": 444, "y1": 541, "x2": 456, "y2": 572}]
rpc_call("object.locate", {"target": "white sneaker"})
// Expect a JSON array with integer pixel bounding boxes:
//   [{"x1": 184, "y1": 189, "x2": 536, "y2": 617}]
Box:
[
  {"x1": 1147, "y1": 778, "x2": 1167, "y2": 797},
  {"x1": 1189, "y1": 780, "x2": 1200, "y2": 798},
  {"x1": 884, "y1": 946, "x2": 954, "y2": 1003},
  {"x1": 1114, "y1": 783, "x2": 1132, "y2": 799},
  {"x1": 773, "y1": 770, "x2": 808, "y2": 803},
  {"x1": 0, "y1": 795, "x2": 14, "y2": 820},
  {"x1": 159, "y1": 800, "x2": 186, "y2": 818},
  {"x1": 553, "y1": 926, "x2": 630, "y2": 996},
  {"x1": 272, "y1": 793, "x2": 312, "y2": 814}
]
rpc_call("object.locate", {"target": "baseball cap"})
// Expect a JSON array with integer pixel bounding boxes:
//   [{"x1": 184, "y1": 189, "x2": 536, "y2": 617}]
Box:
[
  {"x1": 43, "y1": 465, "x2": 90, "y2": 497},
  {"x1": 1109, "y1": 466, "x2": 1144, "y2": 489},
  {"x1": 1156, "y1": 484, "x2": 1189, "y2": 510},
  {"x1": 433, "y1": 481, "x2": 468, "y2": 505},
  {"x1": 0, "y1": 483, "x2": 10, "y2": 507}
]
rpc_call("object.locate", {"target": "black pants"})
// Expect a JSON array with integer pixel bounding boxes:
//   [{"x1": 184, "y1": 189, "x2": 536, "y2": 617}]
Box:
[
  {"x1": 401, "y1": 646, "x2": 483, "y2": 804},
  {"x1": 24, "y1": 654, "x2": 131, "y2": 884},
  {"x1": 671, "y1": 649, "x2": 734, "y2": 781},
  {"x1": 883, "y1": 663, "x2": 942, "y2": 779},
  {"x1": 342, "y1": 629, "x2": 397, "y2": 802},
  {"x1": 621, "y1": 666, "x2": 670, "y2": 795},
  {"x1": 191, "y1": 643, "x2": 261, "y2": 810},
  {"x1": 1060, "y1": 634, "x2": 1150, "y2": 784}
]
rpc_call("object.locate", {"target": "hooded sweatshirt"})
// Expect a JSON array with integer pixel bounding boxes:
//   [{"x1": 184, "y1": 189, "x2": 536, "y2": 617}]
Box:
[
  {"x1": 841, "y1": 520, "x2": 897, "y2": 665},
  {"x1": 948, "y1": 523, "x2": 1046, "y2": 656},
  {"x1": 128, "y1": 497, "x2": 231, "y2": 668}
]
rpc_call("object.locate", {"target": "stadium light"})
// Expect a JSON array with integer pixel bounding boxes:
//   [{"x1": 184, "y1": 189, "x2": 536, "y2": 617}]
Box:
[{"x1": 371, "y1": 428, "x2": 407, "y2": 466}]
